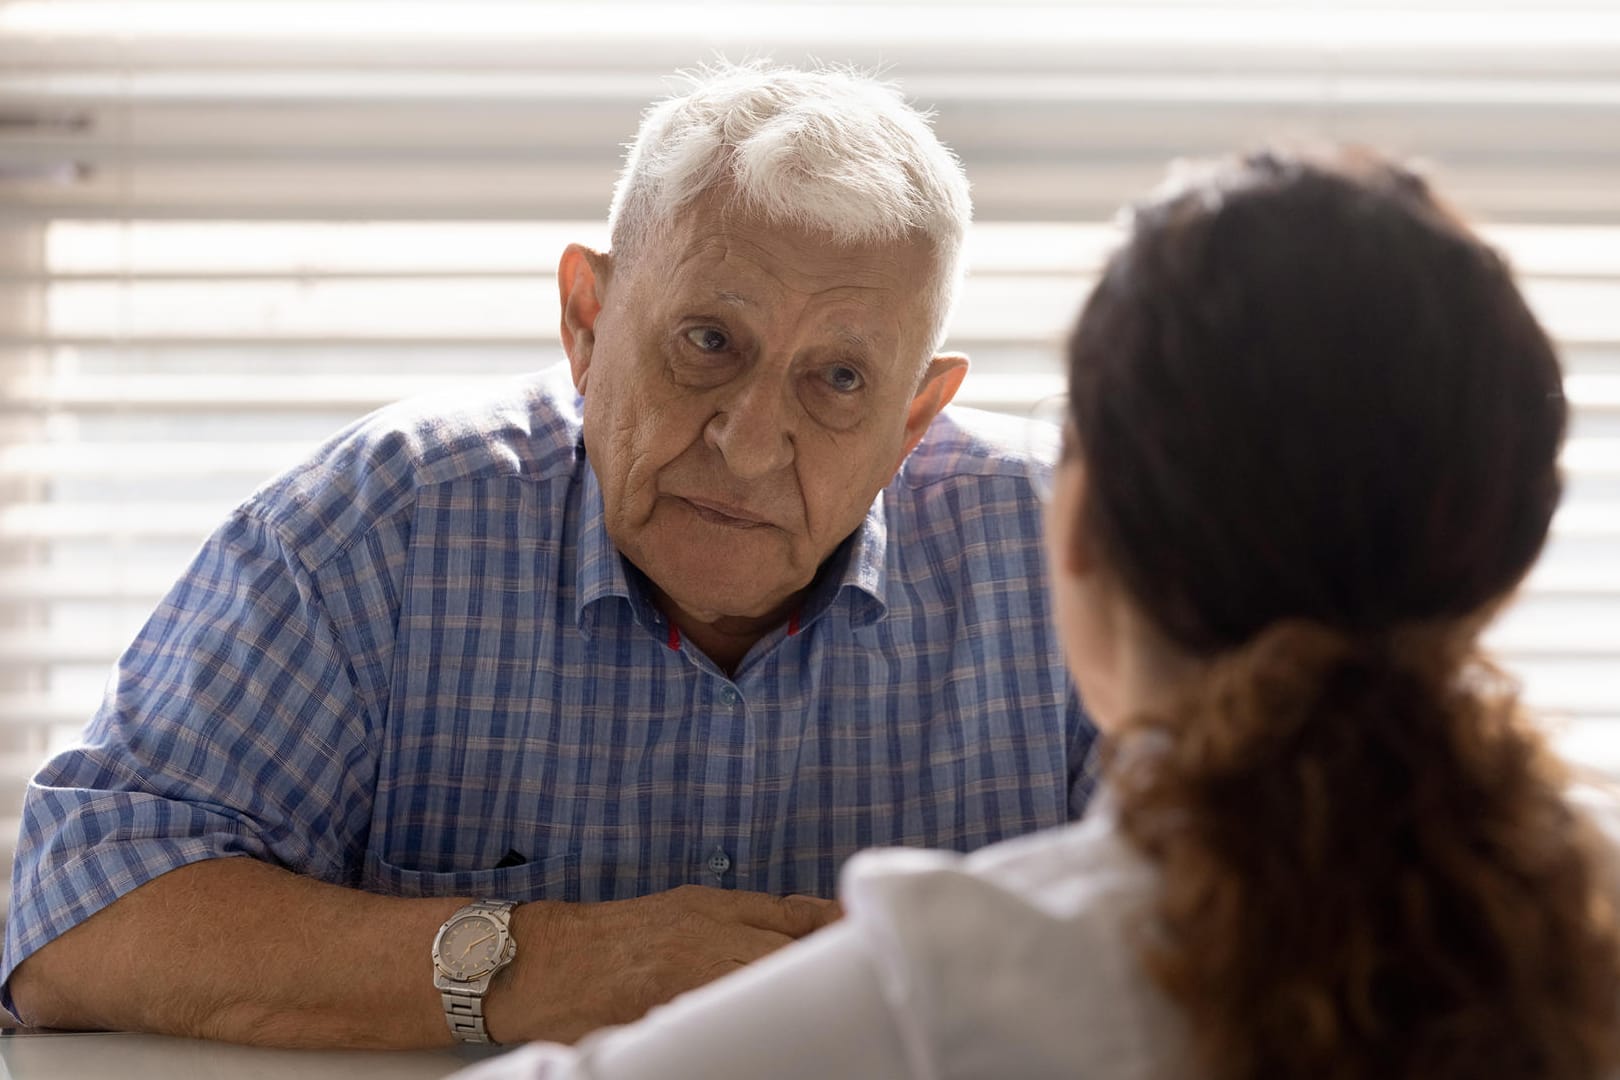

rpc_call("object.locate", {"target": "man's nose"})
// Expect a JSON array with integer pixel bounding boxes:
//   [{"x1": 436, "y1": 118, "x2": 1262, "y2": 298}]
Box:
[{"x1": 704, "y1": 376, "x2": 795, "y2": 480}]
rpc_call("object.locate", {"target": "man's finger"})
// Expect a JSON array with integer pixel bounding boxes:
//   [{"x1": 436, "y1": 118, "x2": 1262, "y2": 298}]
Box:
[
  {"x1": 719, "y1": 924, "x2": 801, "y2": 963},
  {"x1": 720, "y1": 891, "x2": 841, "y2": 937}
]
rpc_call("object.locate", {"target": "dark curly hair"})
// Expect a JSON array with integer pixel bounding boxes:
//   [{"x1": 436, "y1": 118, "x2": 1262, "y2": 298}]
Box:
[{"x1": 1067, "y1": 149, "x2": 1620, "y2": 1078}]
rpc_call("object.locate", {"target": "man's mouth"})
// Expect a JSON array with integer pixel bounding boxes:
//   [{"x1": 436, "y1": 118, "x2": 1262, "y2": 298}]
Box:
[{"x1": 678, "y1": 496, "x2": 773, "y2": 529}]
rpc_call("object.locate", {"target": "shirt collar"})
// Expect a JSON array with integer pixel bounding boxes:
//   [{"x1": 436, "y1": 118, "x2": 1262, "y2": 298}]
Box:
[
  {"x1": 574, "y1": 458, "x2": 650, "y2": 637},
  {"x1": 797, "y1": 488, "x2": 890, "y2": 632},
  {"x1": 573, "y1": 454, "x2": 894, "y2": 638}
]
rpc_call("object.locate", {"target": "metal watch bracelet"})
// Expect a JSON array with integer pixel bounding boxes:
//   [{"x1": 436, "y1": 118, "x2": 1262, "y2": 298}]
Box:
[{"x1": 433, "y1": 898, "x2": 518, "y2": 1044}]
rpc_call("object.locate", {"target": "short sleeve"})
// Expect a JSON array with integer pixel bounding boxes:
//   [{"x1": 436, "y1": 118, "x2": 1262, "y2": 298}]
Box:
[{"x1": 1, "y1": 510, "x2": 380, "y2": 1015}]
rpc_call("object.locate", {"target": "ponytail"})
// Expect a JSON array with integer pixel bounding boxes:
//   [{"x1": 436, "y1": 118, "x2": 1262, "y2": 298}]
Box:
[{"x1": 1109, "y1": 620, "x2": 1620, "y2": 1080}]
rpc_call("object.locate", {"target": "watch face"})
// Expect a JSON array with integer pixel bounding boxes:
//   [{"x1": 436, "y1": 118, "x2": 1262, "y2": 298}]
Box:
[{"x1": 436, "y1": 913, "x2": 508, "y2": 980}]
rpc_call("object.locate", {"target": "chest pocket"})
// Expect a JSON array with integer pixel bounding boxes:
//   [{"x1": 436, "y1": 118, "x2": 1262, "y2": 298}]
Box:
[{"x1": 362, "y1": 848, "x2": 575, "y2": 901}]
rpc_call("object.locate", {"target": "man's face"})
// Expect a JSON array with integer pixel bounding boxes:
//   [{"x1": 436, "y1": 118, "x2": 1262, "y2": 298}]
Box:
[{"x1": 559, "y1": 194, "x2": 964, "y2": 626}]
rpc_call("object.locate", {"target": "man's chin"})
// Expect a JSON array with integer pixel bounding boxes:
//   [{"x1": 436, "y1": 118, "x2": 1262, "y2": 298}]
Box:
[
  {"x1": 650, "y1": 568, "x2": 809, "y2": 629},
  {"x1": 620, "y1": 532, "x2": 815, "y2": 628}
]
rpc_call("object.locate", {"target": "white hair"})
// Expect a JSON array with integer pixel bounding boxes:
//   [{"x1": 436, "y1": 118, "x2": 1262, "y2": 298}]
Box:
[{"x1": 608, "y1": 62, "x2": 973, "y2": 354}]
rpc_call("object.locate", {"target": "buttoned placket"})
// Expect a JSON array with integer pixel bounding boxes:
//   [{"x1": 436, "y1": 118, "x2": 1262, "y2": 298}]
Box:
[
  {"x1": 653, "y1": 610, "x2": 758, "y2": 891},
  {"x1": 700, "y1": 674, "x2": 753, "y2": 886}
]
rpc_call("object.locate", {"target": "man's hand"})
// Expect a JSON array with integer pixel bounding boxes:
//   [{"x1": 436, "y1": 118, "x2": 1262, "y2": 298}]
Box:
[{"x1": 486, "y1": 885, "x2": 840, "y2": 1044}]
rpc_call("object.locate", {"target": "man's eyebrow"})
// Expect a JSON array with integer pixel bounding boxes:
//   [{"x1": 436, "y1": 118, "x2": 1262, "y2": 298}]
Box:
[
  {"x1": 715, "y1": 290, "x2": 754, "y2": 308},
  {"x1": 831, "y1": 325, "x2": 873, "y2": 353}
]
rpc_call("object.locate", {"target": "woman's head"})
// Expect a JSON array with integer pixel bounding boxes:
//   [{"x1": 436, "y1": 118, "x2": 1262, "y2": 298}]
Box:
[
  {"x1": 1048, "y1": 148, "x2": 1567, "y2": 724},
  {"x1": 1054, "y1": 149, "x2": 1619, "y2": 1080}
]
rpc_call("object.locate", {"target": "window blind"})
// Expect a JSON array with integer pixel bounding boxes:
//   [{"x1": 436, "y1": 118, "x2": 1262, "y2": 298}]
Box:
[{"x1": 1, "y1": 0, "x2": 1617, "y2": 916}]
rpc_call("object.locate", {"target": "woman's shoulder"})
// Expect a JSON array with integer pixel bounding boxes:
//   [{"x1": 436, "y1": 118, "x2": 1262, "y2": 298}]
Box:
[
  {"x1": 838, "y1": 797, "x2": 1188, "y2": 1080},
  {"x1": 1568, "y1": 778, "x2": 1620, "y2": 829},
  {"x1": 1566, "y1": 779, "x2": 1620, "y2": 890},
  {"x1": 848, "y1": 796, "x2": 1151, "y2": 915}
]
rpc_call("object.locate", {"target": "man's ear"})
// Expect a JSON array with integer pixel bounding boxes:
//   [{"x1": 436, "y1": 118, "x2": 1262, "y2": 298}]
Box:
[
  {"x1": 896, "y1": 352, "x2": 970, "y2": 465},
  {"x1": 558, "y1": 243, "x2": 610, "y2": 394}
]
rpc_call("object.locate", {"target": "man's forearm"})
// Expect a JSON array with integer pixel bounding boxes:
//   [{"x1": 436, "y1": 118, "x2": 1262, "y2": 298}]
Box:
[
  {"x1": 9, "y1": 856, "x2": 839, "y2": 1049},
  {"x1": 9, "y1": 857, "x2": 466, "y2": 1048}
]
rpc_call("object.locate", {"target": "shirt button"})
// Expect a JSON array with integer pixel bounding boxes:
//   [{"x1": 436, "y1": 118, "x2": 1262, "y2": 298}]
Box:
[
  {"x1": 706, "y1": 848, "x2": 732, "y2": 876},
  {"x1": 719, "y1": 686, "x2": 740, "y2": 706}
]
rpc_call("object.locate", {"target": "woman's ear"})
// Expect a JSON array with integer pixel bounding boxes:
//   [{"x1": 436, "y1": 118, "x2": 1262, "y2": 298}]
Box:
[{"x1": 1050, "y1": 455, "x2": 1101, "y2": 578}]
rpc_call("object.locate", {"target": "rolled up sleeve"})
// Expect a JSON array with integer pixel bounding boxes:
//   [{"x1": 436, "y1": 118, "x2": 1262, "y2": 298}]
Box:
[{"x1": 1, "y1": 509, "x2": 379, "y2": 1016}]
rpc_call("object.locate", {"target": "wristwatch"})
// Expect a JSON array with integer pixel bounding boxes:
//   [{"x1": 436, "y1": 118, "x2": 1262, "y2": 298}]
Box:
[{"x1": 432, "y1": 899, "x2": 519, "y2": 1043}]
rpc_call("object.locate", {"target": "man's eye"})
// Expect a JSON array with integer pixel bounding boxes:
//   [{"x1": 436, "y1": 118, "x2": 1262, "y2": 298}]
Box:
[
  {"x1": 685, "y1": 327, "x2": 730, "y2": 352},
  {"x1": 824, "y1": 365, "x2": 864, "y2": 393}
]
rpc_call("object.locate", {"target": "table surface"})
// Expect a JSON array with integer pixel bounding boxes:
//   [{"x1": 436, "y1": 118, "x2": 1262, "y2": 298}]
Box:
[{"x1": 0, "y1": 1028, "x2": 510, "y2": 1079}]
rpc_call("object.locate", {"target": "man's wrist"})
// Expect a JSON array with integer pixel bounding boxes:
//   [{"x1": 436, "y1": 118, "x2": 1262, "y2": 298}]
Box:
[
  {"x1": 432, "y1": 899, "x2": 519, "y2": 1044},
  {"x1": 478, "y1": 900, "x2": 542, "y2": 1046}
]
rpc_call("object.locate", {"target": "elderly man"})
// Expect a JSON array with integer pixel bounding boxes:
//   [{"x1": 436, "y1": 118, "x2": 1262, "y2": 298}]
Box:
[{"x1": 2, "y1": 64, "x2": 1094, "y2": 1049}]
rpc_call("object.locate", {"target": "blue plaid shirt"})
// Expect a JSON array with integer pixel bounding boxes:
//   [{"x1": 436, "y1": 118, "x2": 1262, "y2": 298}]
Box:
[{"x1": 3, "y1": 365, "x2": 1094, "y2": 1007}]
